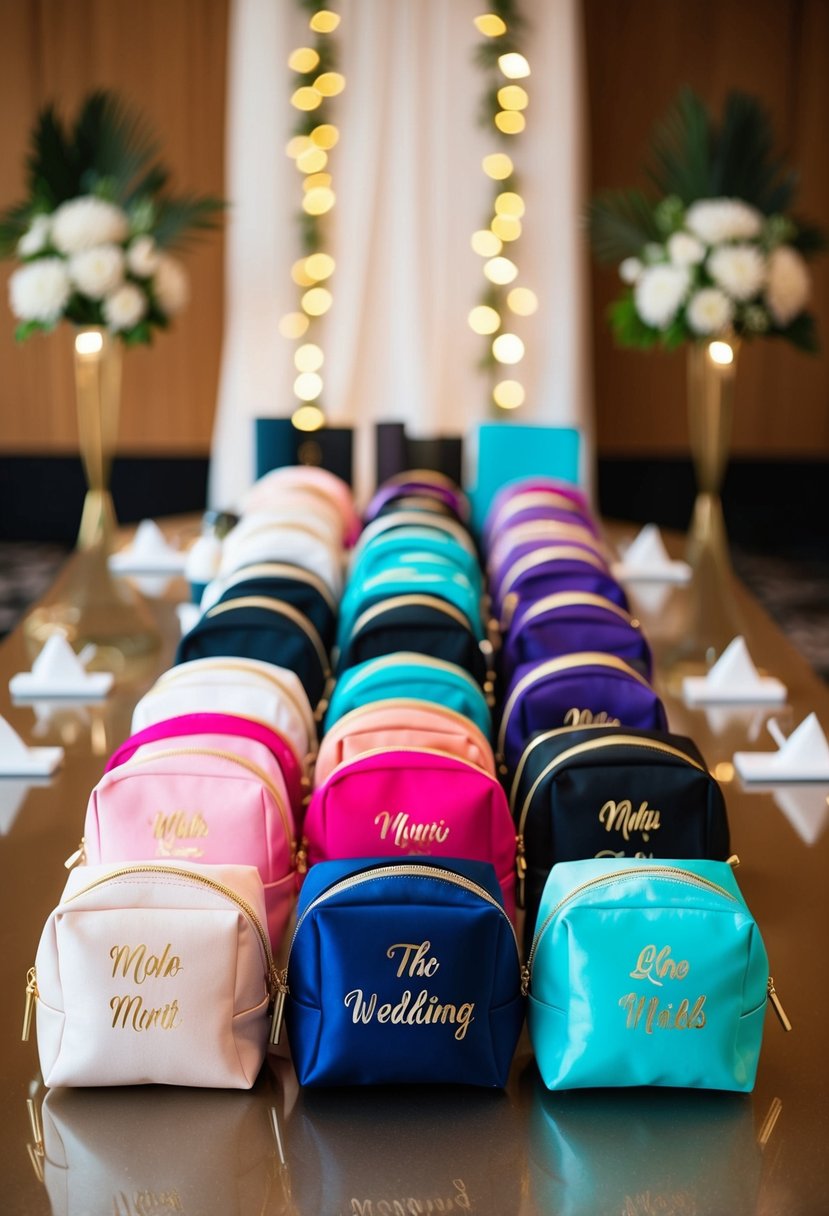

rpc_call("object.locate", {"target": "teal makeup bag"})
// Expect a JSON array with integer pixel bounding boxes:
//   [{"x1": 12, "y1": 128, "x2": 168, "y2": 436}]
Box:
[{"x1": 525, "y1": 857, "x2": 790, "y2": 1092}]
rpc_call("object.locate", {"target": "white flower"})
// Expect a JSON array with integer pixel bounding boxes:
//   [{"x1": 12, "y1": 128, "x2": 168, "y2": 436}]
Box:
[
  {"x1": 634, "y1": 264, "x2": 690, "y2": 329},
  {"x1": 51, "y1": 196, "x2": 129, "y2": 255},
  {"x1": 8, "y1": 257, "x2": 71, "y2": 323},
  {"x1": 17, "y1": 215, "x2": 51, "y2": 257},
  {"x1": 667, "y1": 231, "x2": 705, "y2": 267},
  {"x1": 127, "y1": 235, "x2": 160, "y2": 278},
  {"x1": 685, "y1": 198, "x2": 763, "y2": 244},
  {"x1": 619, "y1": 257, "x2": 642, "y2": 284},
  {"x1": 765, "y1": 245, "x2": 810, "y2": 326},
  {"x1": 69, "y1": 245, "x2": 125, "y2": 299},
  {"x1": 686, "y1": 287, "x2": 734, "y2": 335},
  {"x1": 707, "y1": 244, "x2": 766, "y2": 302},
  {"x1": 103, "y1": 283, "x2": 148, "y2": 332},
  {"x1": 153, "y1": 254, "x2": 189, "y2": 316}
]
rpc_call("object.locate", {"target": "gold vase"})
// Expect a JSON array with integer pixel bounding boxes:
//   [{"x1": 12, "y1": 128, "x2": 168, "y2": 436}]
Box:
[
  {"x1": 24, "y1": 327, "x2": 159, "y2": 663},
  {"x1": 671, "y1": 337, "x2": 743, "y2": 671}
]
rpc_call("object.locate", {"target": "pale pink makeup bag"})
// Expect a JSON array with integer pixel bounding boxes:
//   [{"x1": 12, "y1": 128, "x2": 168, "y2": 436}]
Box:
[
  {"x1": 27, "y1": 861, "x2": 274, "y2": 1088},
  {"x1": 313, "y1": 699, "x2": 496, "y2": 787},
  {"x1": 81, "y1": 732, "x2": 298, "y2": 950},
  {"x1": 241, "y1": 466, "x2": 361, "y2": 548},
  {"x1": 303, "y1": 747, "x2": 516, "y2": 917}
]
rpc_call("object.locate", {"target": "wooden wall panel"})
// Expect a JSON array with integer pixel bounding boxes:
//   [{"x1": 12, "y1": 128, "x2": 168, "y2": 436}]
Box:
[
  {"x1": 0, "y1": 0, "x2": 227, "y2": 455},
  {"x1": 583, "y1": 0, "x2": 829, "y2": 457}
]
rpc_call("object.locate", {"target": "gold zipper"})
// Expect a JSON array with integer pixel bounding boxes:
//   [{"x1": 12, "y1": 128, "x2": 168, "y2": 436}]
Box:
[
  {"x1": 767, "y1": 977, "x2": 792, "y2": 1031},
  {"x1": 155, "y1": 657, "x2": 316, "y2": 741},
  {"x1": 354, "y1": 512, "x2": 477, "y2": 557},
  {"x1": 497, "y1": 545, "x2": 611, "y2": 620},
  {"x1": 522, "y1": 866, "x2": 737, "y2": 995},
  {"x1": 385, "y1": 468, "x2": 461, "y2": 490},
  {"x1": 349, "y1": 593, "x2": 477, "y2": 639},
  {"x1": 320, "y1": 699, "x2": 494, "y2": 770},
  {"x1": 490, "y1": 490, "x2": 584, "y2": 529},
  {"x1": 496, "y1": 652, "x2": 653, "y2": 758},
  {"x1": 228, "y1": 517, "x2": 337, "y2": 549},
  {"x1": 205, "y1": 597, "x2": 330, "y2": 678},
  {"x1": 208, "y1": 561, "x2": 337, "y2": 613},
  {"x1": 511, "y1": 734, "x2": 706, "y2": 903},
  {"x1": 510, "y1": 591, "x2": 637, "y2": 631},
  {"x1": 508, "y1": 723, "x2": 623, "y2": 806},
  {"x1": 271, "y1": 862, "x2": 517, "y2": 1044},
  {"x1": 325, "y1": 742, "x2": 496, "y2": 782},
  {"x1": 335, "y1": 651, "x2": 487, "y2": 698},
  {"x1": 123, "y1": 746, "x2": 294, "y2": 859},
  {"x1": 22, "y1": 966, "x2": 38, "y2": 1041},
  {"x1": 490, "y1": 523, "x2": 610, "y2": 571}
]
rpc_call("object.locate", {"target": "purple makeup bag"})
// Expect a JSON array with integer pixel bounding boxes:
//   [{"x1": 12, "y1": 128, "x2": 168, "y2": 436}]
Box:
[
  {"x1": 364, "y1": 475, "x2": 470, "y2": 524},
  {"x1": 492, "y1": 545, "x2": 629, "y2": 624},
  {"x1": 487, "y1": 522, "x2": 611, "y2": 582},
  {"x1": 485, "y1": 481, "x2": 592, "y2": 544},
  {"x1": 496, "y1": 653, "x2": 667, "y2": 774},
  {"x1": 501, "y1": 592, "x2": 653, "y2": 682}
]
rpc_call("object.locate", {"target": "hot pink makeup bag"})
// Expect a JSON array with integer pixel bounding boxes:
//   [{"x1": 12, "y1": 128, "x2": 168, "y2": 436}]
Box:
[{"x1": 303, "y1": 748, "x2": 517, "y2": 917}]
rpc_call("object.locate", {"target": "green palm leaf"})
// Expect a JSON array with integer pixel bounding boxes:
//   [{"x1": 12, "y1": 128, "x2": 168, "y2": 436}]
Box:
[
  {"x1": 586, "y1": 189, "x2": 661, "y2": 263},
  {"x1": 710, "y1": 92, "x2": 795, "y2": 213},
  {"x1": 73, "y1": 90, "x2": 160, "y2": 202},
  {"x1": 645, "y1": 88, "x2": 712, "y2": 203}
]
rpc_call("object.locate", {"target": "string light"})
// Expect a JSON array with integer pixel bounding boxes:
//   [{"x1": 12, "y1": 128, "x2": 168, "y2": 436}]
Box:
[
  {"x1": 282, "y1": 4, "x2": 344, "y2": 432},
  {"x1": 471, "y1": 4, "x2": 536, "y2": 413}
]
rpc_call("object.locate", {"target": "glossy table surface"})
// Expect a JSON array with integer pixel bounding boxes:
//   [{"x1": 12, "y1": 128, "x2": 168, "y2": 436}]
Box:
[{"x1": 1, "y1": 528, "x2": 828, "y2": 1215}]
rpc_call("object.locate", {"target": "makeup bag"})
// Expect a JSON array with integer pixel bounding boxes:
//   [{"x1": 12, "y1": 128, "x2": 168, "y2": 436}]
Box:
[
  {"x1": 484, "y1": 482, "x2": 592, "y2": 545},
  {"x1": 303, "y1": 748, "x2": 517, "y2": 914},
  {"x1": 25, "y1": 861, "x2": 276, "y2": 1088},
  {"x1": 353, "y1": 510, "x2": 479, "y2": 563},
  {"x1": 106, "y1": 711, "x2": 306, "y2": 817},
  {"x1": 175, "y1": 597, "x2": 330, "y2": 709},
  {"x1": 218, "y1": 523, "x2": 343, "y2": 599},
  {"x1": 132, "y1": 657, "x2": 316, "y2": 765},
  {"x1": 492, "y1": 546, "x2": 629, "y2": 625},
  {"x1": 336, "y1": 593, "x2": 491, "y2": 687},
  {"x1": 525, "y1": 857, "x2": 790, "y2": 1092},
  {"x1": 225, "y1": 500, "x2": 344, "y2": 549},
  {"x1": 364, "y1": 474, "x2": 470, "y2": 524},
  {"x1": 241, "y1": 465, "x2": 361, "y2": 547},
  {"x1": 81, "y1": 731, "x2": 298, "y2": 949},
  {"x1": 314, "y1": 700, "x2": 496, "y2": 786},
  {"x1": 281, "y1": 857, "x2": 523, "y2": 1086},
  {"x1": 510, "y1": 724, "x2": 731, "y2": 945},
  {"x1": 497, "y1": 653, "x2": 667, "y2": 774},
  {"x1": 200, "y1": 562, "x2": 337, "y2": 648},
  {"x1": 501, "y1": 591, "x2": 652, "y2": 680},
  {"x1": 324, "y1": 653, "x2": 492, "y2": 739},
  {"x1": 488, "y1": 520, "x2": 610, "y2": 579},
  {"x1": 337, "y1": 561, "x2": 484, "y2": 650},
  {"x1": 349, "y1": 526, "x2": 483, "y2": 595}
]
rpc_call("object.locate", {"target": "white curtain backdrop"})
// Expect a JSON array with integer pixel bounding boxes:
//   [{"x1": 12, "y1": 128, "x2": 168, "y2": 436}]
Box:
[{"x1": 210, "y1": 0, "x2": 591, "y2": 508}]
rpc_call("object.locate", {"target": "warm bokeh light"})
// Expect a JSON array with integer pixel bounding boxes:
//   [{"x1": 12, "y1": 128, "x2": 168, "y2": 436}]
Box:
[
  {"x1": 507, "y1": 286, "x2": 538, "y2": 315},
  {"x1": 495, "y1": 111, "x2": 525, "y2": 135},
  {"x1": 302, "y1": 187, "x2": 336, "y2": 215},
  {"x1": 75, "y1": 330, "x2": 103, "y2": 355},
  {"x1": 474, "y1": 14, "x2": 507, "y2": 36},
  {"x1": 302, "y1": 172, "x2": 333, "y2": 191},
  {"x1": 296, "y1": 146, "x2": 328, "y2": 174},
  {"x1": 292, "y1": 404, "x2": 326, "y2": 431},
  {"x1": 495, "y1": 191, "x2": 525, "y2": 217},
  {"x1": 295, "y1": 343, "x2": 325, "y2": 372},
  {"x1": 714, "y1": 762, "x2": 735, "y2": 783},
  {"x1": 310, "y1": 123, "x2": 340, "y2": 149},
  {"x1": 468, "y1": 305, "x2": 501, "y2": 334},
  {"x1": 294, "y1": 371, "x2": 323, "y2": 401},
  {"x1": 285, "y1": 135, "x2": 312, "y2": 159},
  {"x1": 301, "y1": 287, "x2": 333, "y2": 316},
  {"x1": 288, "y1": 47, "x2": 320, "y2": 73},
  {"x1": 482, "y1": 153, "x2": 514, "y2": 180},
  {"x1": 279, "y1": 312, "x2": 310, "y2": 339},
  {"x1": 491, "y1": 215, "x2": 522, "y2": 242},
  {"x1": 471, "y1": 229, "x2": 503, "y2": 257},
  {"x1": 484, "y1": 256, "x2": 518, "y2": 285},
  {"x1": 493, "y1": 379, "x2": 526, "y2": 409},
  {"x1": 708, "y1": 340, "x2": 735, "y2": 366},
  {"x1": 304, "y1": 252, "x2": 335, "y2": 281},
  {"x1": 498, "y1": 52, "x2": 531, "y2": 79},
  {"x1": 310, "y1": 9, "x2": 340, "y2": 32},
  {"x1": 291, "y1": 86, "x2": 322, "y2": 111},
  {"x1": 497, "y1": 85, "x2": 529, "y2": 111},
  {"x1": 291, "y1": 258, "x2": 316, "y2": 287},
  {"x1": 492, "y1": 333, "x2": 525, "y2": 364},
  {"x1": 314, "y1": 72, "x2": 346, "y2": 97}
]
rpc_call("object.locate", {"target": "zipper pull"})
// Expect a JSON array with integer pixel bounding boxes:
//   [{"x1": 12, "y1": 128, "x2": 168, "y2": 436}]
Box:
[
  {"x1": 64, "y1": 838, "x2": 86, "y2": 869},
  {"x1": 270, "y1": 969, "x2": 289, "y2": 1046},
  {"x1": 727, "y1": 854, "x2": 741, "y2": 868},
  {"x1": 767, "y1": 977, "x2": 792, "y2": 1031},
  {"x1": 515, "y1": 835, "x2": 527, "y2": 908},
  {"x1": 22, "y1": 967, "x2": 38, "y2": 1042},
  {"x1": 26, "y1": 1096, "x2": 45, "y2": 1183},
  {"x1": 520, "y1": 962, "x2": 531, "y2": 998}
]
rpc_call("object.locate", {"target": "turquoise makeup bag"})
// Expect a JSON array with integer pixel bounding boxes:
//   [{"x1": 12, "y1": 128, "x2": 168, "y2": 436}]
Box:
[
  {"x1": 349, "y1": 527, "x2": 483, "y2": 596},
  {"x1": 337, "y1": 562, "x2": 484, "y2": 648},
  {"x1": 525, "y1": 857, "x2": 790, "y2": 1092}
]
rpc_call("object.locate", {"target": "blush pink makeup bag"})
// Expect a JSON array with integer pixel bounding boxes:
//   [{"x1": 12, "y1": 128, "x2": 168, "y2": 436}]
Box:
[
  {"x1": 303, "y1": 748, "x2": 517, "y2": 917},
  {"x1": 81, "y1": 733, "x2": 298, "y2": 950},
  {"x1": 26, "y1": 861, "x2": 275, "y2": 1088},
  {"x1": 313, "y1": 700, "x2": 496, "y2": 787}
]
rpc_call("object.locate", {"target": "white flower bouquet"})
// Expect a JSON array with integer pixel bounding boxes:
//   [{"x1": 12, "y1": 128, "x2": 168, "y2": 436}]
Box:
[
  {"x1": 1, "y1": 91, "x2": 222, "y2": 344},
  {"x1": 588, "y1": 90, "x2": 824, "y2": 352}
]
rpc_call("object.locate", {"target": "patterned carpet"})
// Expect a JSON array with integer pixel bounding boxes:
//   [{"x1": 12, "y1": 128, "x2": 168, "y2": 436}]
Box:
[{"x1": 0, "y1": 539, "x2": 827, "y2": 680}]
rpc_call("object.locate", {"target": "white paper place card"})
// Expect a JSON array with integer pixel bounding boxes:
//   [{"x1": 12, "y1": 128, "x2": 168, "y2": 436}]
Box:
[
  {"x1": 108, "y1": 519, "x2": 187, "y2": 574},
  {"x1": 612, "y1": 524, "x2": 691, "y2": 584},
  {"x1": 734, "y1": 714, "x2": 829, "y2": 783},
  {"x1": 9, "y1": 636, "x2": 114, "y2": 700},
  {"x1": 771, "y1": 786, "x2": 829, "y2": 847},
  {"x1": 682, "y1": 637, "x2": 787, "y2": 706},
  {"x1": 0, "y1": 715, "x2": 63, "y2": 777}
]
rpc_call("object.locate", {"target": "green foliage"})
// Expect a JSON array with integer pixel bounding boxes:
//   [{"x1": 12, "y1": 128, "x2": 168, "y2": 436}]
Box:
[
  {"x1": 609, "y1": 294, "x2": 660, "y2": 349},
  {"x1": 775, "y1": 312, "x2": 819, "y2": 353},
  {"x1": 646, "y1": 88, "x2": 712, "y2": 204},
  {"x1": 587, "y1": 190, "x2": 662, "y2": 263},
  {"x1": 791, "y1": 219, "x2": 828, "y2": 255}
]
